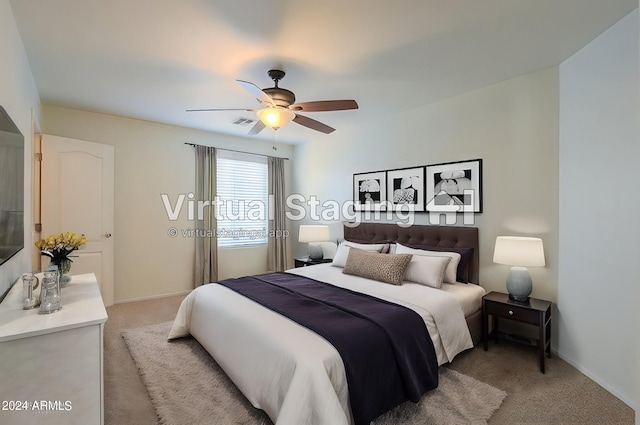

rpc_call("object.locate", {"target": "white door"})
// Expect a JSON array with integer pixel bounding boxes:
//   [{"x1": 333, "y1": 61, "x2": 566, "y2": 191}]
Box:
[{"x1": 40, "y1": 135, "x2": 115, "y2": 306}]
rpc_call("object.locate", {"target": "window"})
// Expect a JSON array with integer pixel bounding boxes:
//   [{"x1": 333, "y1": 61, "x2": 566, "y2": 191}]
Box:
[{"x1": 216, "y1": 150, "x2": 268, "y2": 248}]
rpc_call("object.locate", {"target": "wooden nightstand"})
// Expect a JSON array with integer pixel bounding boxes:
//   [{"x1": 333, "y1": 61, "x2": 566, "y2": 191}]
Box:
[
  {"x1": 482, "y1": 291, "x2": 552, "y2": 373},
  {"x1": 294, "y1": 257, "x2": 333, "y2": 268}
]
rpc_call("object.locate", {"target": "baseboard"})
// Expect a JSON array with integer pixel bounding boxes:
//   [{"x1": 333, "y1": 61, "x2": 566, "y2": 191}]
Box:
[
  {"x1": 115, "y1": 289, "x2": 191, "y2": 304},
  {"x1": 554, "y1": 348, "x2": 636, "y2": 412}
]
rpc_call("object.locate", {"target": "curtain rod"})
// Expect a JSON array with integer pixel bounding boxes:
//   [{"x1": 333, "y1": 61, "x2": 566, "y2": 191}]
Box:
[{"x1": 185, "y1": 142, "x2": 289, "y2": 160}]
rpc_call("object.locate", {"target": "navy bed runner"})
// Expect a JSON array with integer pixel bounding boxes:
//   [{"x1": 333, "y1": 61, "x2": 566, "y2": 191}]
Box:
[{"x1": 215, "y1": 272, "x2": 438, "y2": 425}]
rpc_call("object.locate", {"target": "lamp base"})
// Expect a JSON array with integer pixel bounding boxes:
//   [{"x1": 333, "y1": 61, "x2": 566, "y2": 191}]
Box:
[
  {"x1": 307, "y1": 243, "x2": 324, "y2": 261},
  {"x1": 506, "y1": 266, "x2": 532, "y2": 302}
]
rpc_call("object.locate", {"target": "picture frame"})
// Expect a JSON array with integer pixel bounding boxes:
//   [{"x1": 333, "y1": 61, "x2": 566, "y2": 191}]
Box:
[
  {"x1": 353, "y1": 171, "x2": 387, "y2": 211},
  {"x1": 425, "y1": 159, "x2": 482, "y2": 213},
  {"x1": 386, "y1": 166, "x2": 425, "y2": 212}
]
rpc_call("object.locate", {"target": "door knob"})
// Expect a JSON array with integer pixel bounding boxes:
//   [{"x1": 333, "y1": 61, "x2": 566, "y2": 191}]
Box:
[{"x1": 103, "y1": 233, "x2": 112, "y2": 238}]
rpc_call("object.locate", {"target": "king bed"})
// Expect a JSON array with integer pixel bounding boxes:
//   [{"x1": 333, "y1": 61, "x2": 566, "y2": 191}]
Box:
[{"x1": 168, "y1": 223, "x2": 485, "y2": 425}]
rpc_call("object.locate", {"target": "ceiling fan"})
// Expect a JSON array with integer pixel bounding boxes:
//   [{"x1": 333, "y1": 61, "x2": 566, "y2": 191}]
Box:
[{"x1": 187, "y1": 69, "x2": 358, "y2": 135}]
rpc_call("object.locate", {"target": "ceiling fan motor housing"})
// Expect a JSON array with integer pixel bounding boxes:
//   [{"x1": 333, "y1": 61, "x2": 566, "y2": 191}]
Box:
[
  {"x1": 263, "y1": 69, "x2": 295, "y2": 107},
  {"x1": 263, "y1": 87, "x2": 295, "y2": 108}
]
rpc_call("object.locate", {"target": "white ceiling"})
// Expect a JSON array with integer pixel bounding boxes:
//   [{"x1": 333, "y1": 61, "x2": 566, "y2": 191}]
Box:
[{"x1": 9, "y1": 0, "x2": 637, "y2": 144}]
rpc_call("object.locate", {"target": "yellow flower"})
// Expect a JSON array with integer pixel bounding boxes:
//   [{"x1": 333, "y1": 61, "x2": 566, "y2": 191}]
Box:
[{"x1": 35, "y1": 232, "x2": 87, "y2": 251}]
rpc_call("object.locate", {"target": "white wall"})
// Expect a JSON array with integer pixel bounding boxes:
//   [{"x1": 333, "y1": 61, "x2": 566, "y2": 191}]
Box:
[
  {"x1": 0, "y1": 0, "x2": 41, "y2": 297},
  {"x1": 559, "y1": 9, "x2": 638, "y2": 411},
  {"x1": 42, "y1": 106, "x2": 293, "y2": 302},
  {"x1": 293, "y1": 67, "x2": 559, "y2": 304}
]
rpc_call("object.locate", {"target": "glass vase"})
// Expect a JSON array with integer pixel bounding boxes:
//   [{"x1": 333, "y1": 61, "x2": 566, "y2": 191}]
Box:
[{"x1": 50, "y1": 258, "x2": 72, "y2": 286}]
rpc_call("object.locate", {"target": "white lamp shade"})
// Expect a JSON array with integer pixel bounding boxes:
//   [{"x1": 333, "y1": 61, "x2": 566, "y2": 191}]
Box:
[
  {"x1": 493, "y1": 236, "x2": 545, "y2": 267},
  {"x1": 257, "y1": 107, "x2": 295, "y2": 129},
  {"x1": 298, "y1": 225, "x2": 330, "y2": 243}
]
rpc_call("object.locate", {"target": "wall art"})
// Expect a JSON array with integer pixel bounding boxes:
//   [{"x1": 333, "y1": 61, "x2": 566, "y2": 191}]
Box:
[
  {"x1": 425, "y1": 159, "x2": 482, "y2": 213},
  {"x1": 353, "y1": 171, "x2": 387, "y2": 211},
  {"x1": 386, "y1": 166, "x2": 425, "y2": 212}
]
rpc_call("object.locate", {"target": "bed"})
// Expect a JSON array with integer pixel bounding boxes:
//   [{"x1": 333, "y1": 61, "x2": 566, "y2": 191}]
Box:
[{"x1": 168, "y1": 223, "x2": 485, "y2": 425}]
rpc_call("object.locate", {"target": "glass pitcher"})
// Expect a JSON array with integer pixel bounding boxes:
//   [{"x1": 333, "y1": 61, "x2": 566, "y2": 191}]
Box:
[{"x1": 39, "y1": 270, "x2": 62, "y2": 314}]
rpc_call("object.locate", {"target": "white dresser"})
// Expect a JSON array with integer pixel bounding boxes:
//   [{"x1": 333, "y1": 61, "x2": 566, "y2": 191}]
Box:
[{"x1": 0, "y1": 273, "x2": 108, "y2": 425}]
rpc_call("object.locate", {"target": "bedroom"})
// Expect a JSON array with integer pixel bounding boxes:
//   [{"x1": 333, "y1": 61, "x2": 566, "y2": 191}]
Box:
[{"x1": 0, "y1": 0, "x2": 638, "y2": 424}]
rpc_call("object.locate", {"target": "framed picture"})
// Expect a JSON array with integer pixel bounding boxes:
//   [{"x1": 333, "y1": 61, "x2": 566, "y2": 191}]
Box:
[
  {"x1": 386, "y1": 166, "x2": 425, "y2": 212},
  {"x1": 425, "y1": 159, "x2": 482, "y2": 213},
  {"x1": 353, "y1": 171, "x2": 387, "y2": 211}
]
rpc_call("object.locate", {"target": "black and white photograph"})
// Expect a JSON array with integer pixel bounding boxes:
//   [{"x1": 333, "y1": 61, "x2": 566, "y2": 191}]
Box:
[
  {"x1": 426, "y1": 159, "x2": 482, "y2": 213},
  {"x1": 353, "y1": 171, "x2": 386, "y2": 211},
  {"x1": 386, "y1": 167, "x2": 425, "y2": 211}
]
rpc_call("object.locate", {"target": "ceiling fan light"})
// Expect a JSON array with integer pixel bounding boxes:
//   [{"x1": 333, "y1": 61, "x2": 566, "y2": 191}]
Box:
[{"x1": 257, "y1": 107, "x2": 295, "y2": 130}]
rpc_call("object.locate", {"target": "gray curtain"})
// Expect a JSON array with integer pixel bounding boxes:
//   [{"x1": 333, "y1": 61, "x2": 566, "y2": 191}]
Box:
[
  {"x1": 267, "y1": 156, "x2": 288, "y2": 271},
  {"x1": 194, "y1": 145, "x2": 218, "y2": 286}
]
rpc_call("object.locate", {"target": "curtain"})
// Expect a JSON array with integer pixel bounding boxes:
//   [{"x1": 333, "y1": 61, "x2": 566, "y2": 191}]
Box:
[
  {"x1": 267, "y1": 156, "x2": 288, "y2": 271},
  {"x1": 194, "y1": 145, "x2": 218, "y2": 286}
]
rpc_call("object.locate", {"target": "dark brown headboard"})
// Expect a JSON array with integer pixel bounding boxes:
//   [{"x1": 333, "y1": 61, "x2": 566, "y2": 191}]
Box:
[{"x1": 343, "y1": 222, "x2": 479, "y2": 284}]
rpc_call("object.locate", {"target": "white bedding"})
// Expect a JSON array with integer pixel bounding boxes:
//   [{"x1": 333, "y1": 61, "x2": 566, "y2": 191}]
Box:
[
  {"x1": 168, "y1": 264, "x2": 483, "y2": 425},
  {"x1": 440, "y1": 280, "x2": 485, "y2": 317}
]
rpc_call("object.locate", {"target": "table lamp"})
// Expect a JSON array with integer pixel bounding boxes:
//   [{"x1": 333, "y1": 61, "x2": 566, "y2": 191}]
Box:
[
  {"x1": 493, "y1": 236, "x2": 545, "y2": 301},
  {"x1": 298, "y1": 225, "x2": 330, "y2": 260}
]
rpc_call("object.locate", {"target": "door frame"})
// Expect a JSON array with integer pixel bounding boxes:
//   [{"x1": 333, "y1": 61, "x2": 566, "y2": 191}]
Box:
[{"x1": 37, "y1": 134, "x2": 115, "y2": 306}]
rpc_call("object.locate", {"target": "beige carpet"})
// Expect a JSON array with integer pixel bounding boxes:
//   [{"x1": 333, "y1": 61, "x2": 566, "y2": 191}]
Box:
[{"x1": 122, "y1": 321, "x2": 506, "y2": 425}]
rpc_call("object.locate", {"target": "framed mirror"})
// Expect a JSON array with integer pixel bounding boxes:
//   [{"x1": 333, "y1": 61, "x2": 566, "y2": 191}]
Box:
[{"x1": 0, "y1": 106, "x2": 24, "y2": 265}]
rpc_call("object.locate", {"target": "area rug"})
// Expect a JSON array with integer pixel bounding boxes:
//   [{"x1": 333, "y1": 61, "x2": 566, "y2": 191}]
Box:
[{"x1": 122, "y1": 321, "x2": 506, "y2": 425}]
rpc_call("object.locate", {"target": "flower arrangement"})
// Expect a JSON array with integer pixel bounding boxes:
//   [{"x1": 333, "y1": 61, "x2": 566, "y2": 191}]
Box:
[{"x1": 35, "y1": 232, "x2": 87, "y2": 275}]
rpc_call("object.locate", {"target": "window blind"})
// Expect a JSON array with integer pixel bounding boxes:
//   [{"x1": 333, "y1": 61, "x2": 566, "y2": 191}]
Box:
[{"x1": 216, "y1": 150, "x2": 268, "y2": 247}]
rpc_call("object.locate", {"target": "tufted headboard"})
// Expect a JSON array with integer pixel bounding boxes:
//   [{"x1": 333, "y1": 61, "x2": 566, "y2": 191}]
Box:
[{"x1": 343, "y1": 222, "x2": 480, "y2": 284}]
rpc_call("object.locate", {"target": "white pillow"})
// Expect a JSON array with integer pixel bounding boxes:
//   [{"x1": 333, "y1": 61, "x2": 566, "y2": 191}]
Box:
[
  {"x1": 331, "y1": 244, "x2": 352, "y2": 267},
  {"x1": 395, "y1": 243, "x2": 461, "y2": 284},
  {"x1": 332, "y1": 241, "x2": 388, "y2": 267},
  {"x1": 344, "y1": 241, "x2": 389, "y2": 253},
  {"x1": 403, "y1": 255, "x2": 451, "y2": 288}
]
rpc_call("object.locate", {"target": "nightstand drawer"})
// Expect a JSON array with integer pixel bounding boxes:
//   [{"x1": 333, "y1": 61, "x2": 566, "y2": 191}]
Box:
[{"x1": 485, "y1": 301, "x2": 539, "y2": 325}]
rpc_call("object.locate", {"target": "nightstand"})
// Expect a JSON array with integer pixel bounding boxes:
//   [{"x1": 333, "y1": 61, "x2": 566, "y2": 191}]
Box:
[
  {"x1": 482, "y1": 291, "x2": 552, "y2": 373},
  {"x1": 294, "y1": 257, "x2": 333, "y2": 268}
]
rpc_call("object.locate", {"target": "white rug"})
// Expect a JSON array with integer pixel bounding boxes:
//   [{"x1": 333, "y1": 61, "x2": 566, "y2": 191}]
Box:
[{"x1": 123, "y1": 321, "x2": 506, "y2": 425}]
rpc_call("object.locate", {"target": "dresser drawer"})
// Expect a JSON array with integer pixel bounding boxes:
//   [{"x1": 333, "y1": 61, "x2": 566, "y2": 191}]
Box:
[{"x1": 485, "y1": 301, "x2": 539, "y2": 325}]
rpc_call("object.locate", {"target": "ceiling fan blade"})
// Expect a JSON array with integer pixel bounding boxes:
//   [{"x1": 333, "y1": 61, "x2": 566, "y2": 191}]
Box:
[
  {"x1": 186, "y1": 108, "x2": 256, "y2": 112},
  {"x1": 247, "y1": 120, "x2": 266, "y2": 136},
  {"x1": 289, "y1": 100, "x2": 358, "y2": 112},
  {"x1": 293, "y1": 114, "x2": 335, "y2": 134},
  {"x1": 236, "y1": 80, "x2": 275, "y2": 107}
]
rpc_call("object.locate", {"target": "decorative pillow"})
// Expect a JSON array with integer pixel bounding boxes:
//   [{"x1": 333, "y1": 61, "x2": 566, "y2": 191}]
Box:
[
  {"x1": 403, "y1": 255, "x2": 451, "y2": 288},
  {"x1": 395, "y1": 243, "x2": 461, "y2": 284},
  {"x1": 407, "y1": 245, "x2": 474, "y2": 282},
  {"x1": 332, "y1": 241, "x2": 388, "y2": 268},
  {"x1": 344, "y1": 241, "x2": 390, "y2": 253},
  {"x1": 342, "y1": 248, "x2": 412, "y2": 285}
]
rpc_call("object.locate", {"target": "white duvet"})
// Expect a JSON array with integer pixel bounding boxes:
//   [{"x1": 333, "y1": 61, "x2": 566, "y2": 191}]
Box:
[{"x1": 168, "y1": 264, "x2": 477, "y2": 425}]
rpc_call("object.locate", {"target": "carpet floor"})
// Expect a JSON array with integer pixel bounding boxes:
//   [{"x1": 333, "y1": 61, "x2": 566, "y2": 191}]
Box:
[{"x1": 122, "y1": 321, "x2": 506, "y2": 425}]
